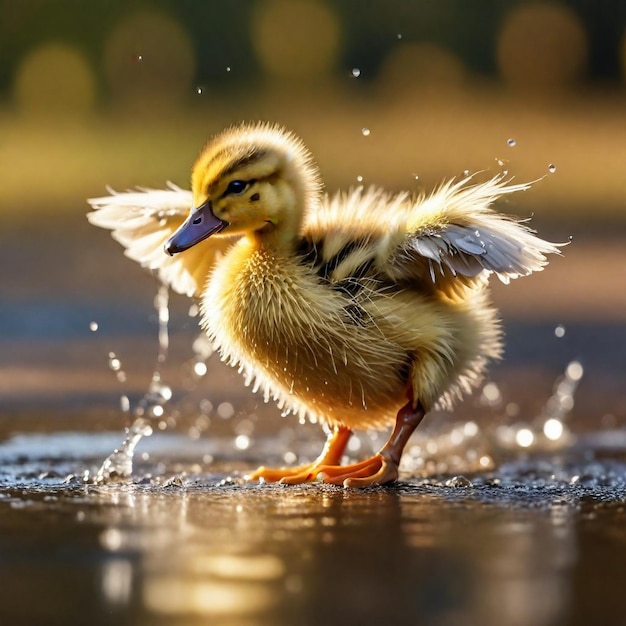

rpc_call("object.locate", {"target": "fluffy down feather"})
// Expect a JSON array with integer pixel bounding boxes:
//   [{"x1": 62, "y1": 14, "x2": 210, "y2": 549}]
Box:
[{"x1": 87, "y1": 121, "x2": 563, "y2": 486}]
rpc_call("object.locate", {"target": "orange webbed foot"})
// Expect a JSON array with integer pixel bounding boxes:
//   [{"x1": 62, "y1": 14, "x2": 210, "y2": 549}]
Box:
[
  {"x1": 317, "y1": 453, "x2": 399, "y2": 487},
  {"x1": 246, "y1": 463, "x2": 320, "y2": 484},
  {"x1": 246, "y1": 454, "x2": 398, "y2": 487},
  {"x1": 246, "y1": 399, "x2": 425, "y2": 489},
  {"x1": 245, "y1": 425, "x2": 353, "y2": 485}
]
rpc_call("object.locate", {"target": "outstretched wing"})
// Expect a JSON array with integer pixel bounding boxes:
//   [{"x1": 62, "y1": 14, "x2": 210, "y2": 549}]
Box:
[
  {"x1": 383, "y1": 175, "x2": 563, "y2": 291},
  {"x1": 87, "y1": 183, "x2": 234, "y2": 297}
]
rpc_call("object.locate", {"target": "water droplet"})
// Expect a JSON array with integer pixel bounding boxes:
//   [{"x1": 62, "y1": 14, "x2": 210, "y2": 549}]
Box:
[
  {"x1": 445, "y1": 475, "x2": 472, "y2": 488},
  {"x1": 505, "y1": 402, "x2": 520, "y2": 417},
  {"x1": 282, "y1": 450, "x2": 297, "y2": 465},
  {"x1": 548, "y1": 163, "x2": 557, "y2": 173},
  {"x1": 361, "y1": 127, "x2": 370, "y2": 137},
  {"x1": 481, "y1": 382, "x2": 502, "y2": 406},
  {"x1": 566, "y1": 360, "x2": 583, "y2": 381},
  {"x1": 554, "y1": 324, "x2": 566, "y2": 338},
  {"x1": 89, "y1": 321, "x2": 99, "y2": 332},
  {"x1": 515, "y1": 428, "x2": 534, "y2": 448},
  {"x1": 507, "y1": 138, "x2": 516, "y2": 147},
  {"x1": 544, "y1": 418, "x2": 564, "y2": 441},
  {"x1": 396, "y1": 33, "x2": 403, "y2": 40},
  {"x1": 196, "y1": 86, "x2": 203, "y2": 95},
  {"x1": 193, "y1": 361, "x2": 208, "y2": 377},
  {"x1": 463, "y1": 421, "x2": 479, "y2": 437},
  {"x1": 351, "y1": 68, "x2": 361, "y2": 78},
  {"x1": 133, "y1": 54, "x2": 143, "y2": 63},
  {"x1": 226, "y1": 66, "x2": 231, "y2": 72},
  {"x1": 347, "y1": 436, "x2": 362, "y2": 452},
  {"x1": 235, "y1": 418, "x2": 255, "y2": 436},
  {"x1": 120, "y1": 395, "x2": 130, "y2": 412},
  {"x1": 217, "y1": 402, "x2": 235, "y2": 419},
  {"x1": 496, "y1": 158, "x2": 505, "y2": 167},
  {"x1": 356, "y1": 175, "x2": 363, "y2": 182},
  {"x1": 463, "y1": 169, "x2": 470, "y2": 177},
  {"x1": 235, "y1": 434, "x2": 251, "y2": 450}
]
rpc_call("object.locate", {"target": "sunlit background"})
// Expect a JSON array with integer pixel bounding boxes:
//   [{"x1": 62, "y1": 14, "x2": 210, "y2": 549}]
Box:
[{"x1": 1, "y1": 0, "x2": 625, "y2": 214}]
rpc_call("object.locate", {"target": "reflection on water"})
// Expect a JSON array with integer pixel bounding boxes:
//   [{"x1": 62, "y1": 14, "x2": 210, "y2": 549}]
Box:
[{"x1": 1, "y1": 433, "x2": 626, "y2": 625}]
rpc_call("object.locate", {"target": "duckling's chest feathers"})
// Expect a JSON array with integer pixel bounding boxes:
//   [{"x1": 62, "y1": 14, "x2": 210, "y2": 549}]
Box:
[{"x1": 201, "y1": 237, "x2": 410, "y2": 425}]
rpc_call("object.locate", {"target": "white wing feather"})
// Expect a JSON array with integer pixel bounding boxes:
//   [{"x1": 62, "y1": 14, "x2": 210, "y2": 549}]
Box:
[
  {"x1": 308, "y1": 175, "x2": 561, "y2": 289},
  {"x1": 391, "y1": 175, "x2": 563, "y2": 286},
  {"x1": 87, "y1": 183, "x2": 233, "y2": 297}
]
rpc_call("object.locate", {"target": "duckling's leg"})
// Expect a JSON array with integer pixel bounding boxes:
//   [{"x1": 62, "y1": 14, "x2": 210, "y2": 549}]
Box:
[
  {"x1": 246, "y1": 426, "x2": 352, "y2": 484},
  {"x1": 317, "y1": 398, "x2": 426, "y2": 488}
]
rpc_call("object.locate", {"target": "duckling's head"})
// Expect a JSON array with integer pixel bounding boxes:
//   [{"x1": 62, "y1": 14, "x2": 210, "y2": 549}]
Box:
[{"x1": 166, "y1": 122, "x2": 321, "y2": 254}]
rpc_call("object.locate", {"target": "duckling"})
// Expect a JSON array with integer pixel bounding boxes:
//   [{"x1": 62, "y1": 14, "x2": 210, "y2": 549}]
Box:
[{"x1": 88, "y1": 122, "x2": 561, "y2": 487}]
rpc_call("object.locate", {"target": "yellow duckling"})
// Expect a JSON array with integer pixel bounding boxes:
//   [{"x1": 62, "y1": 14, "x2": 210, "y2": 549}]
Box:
[{"x1": 88, "y1": 122, "x2": 561, "y2": 487}]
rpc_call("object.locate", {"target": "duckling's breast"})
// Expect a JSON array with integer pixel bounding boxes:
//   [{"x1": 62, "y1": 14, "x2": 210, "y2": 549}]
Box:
[{"x1": 200, "y1": 238, "x2": 410, "y2": 429}]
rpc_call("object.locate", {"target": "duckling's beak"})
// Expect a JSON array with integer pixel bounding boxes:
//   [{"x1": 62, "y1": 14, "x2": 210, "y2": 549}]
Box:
[{"x1": 165, "y1": 200, "x2": 227, "y2": 255}]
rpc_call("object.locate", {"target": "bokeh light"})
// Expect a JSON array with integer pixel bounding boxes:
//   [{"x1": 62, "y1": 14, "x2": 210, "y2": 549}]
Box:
[
  {"x1": 497, "y1": 3, "x2": 588, "y2": 92},
  {"x1": 379, "y1": 42, "x2": 466, "y2": 95},
  {"x1": 13, "y1": 42, "x2": 96, "y2": 118},
  {"x1": 251, "y1": 0, "x2": 340, "y2": 79},
  {"x1": 103, "y1": 11, "x2": 195, "y2": 106}
]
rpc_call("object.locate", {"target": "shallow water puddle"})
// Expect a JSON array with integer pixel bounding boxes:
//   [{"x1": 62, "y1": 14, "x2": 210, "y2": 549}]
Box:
[{"x1": 3, "y1": 285, "x2": 626, "y2": 625}]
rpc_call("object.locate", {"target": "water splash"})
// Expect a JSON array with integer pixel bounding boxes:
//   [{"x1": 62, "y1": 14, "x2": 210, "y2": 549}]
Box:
[
  {"x1": 94, "y1": 284, "x2": 172, "y2": 483},
  {"x1": 537, "y1": 360, "x2": 583, "y2": 435},
  {"x1": 400, "y1": 356, "x2": 585, "y2": 478},
  {"x1": 94, "y1": 419, "x2": 153, "y2": 482},
  {"x1": 493, "y1": 360, "x2": 584, "y2": 453}
]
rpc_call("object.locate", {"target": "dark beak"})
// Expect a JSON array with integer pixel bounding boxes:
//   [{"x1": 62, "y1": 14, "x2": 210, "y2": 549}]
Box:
[{"x1": 165, "y1": 200, "x2": 227, "y2": 255}]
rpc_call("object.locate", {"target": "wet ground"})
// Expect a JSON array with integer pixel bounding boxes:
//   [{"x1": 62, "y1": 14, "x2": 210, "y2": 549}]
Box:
[
  {"x1": 2, "y1": 432, "x2": 626, "y2": 626},
  {"x1": 2, "y1": 214, "x2": 626, "y2": 625}
]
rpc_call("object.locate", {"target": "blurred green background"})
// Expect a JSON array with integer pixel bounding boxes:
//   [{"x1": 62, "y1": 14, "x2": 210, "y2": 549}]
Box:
[{"x1": 1, "y1": 0, "x2": 625, "y2": 216}]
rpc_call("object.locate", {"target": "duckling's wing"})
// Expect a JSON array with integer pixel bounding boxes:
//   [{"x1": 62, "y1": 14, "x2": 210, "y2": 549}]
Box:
[
  {"x1": 87, "y1": 183, "x2": 233, "y2": 297},
  {"x1": 385, "y1": 175, "x2": 562, "y2": 287}
]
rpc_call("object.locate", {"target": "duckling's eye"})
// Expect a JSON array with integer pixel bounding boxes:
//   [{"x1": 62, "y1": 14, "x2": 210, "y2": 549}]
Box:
[{"x1": 225, "y1": 180, "x2": 248, "y2": 196}]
